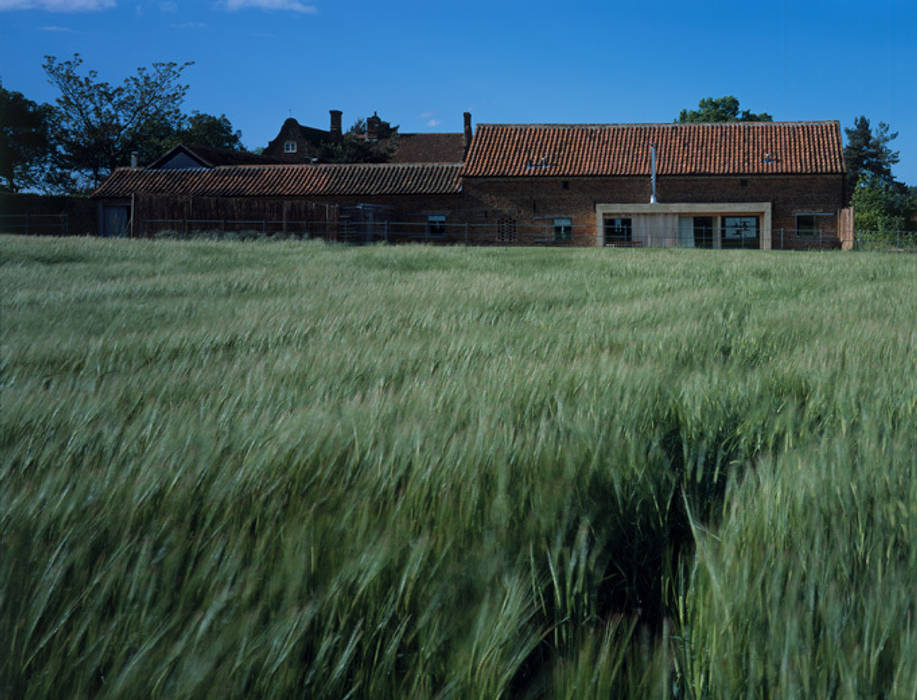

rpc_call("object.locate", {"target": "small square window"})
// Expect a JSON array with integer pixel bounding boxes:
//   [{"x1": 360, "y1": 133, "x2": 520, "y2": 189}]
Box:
[
  {"x1": 283, "y1": 140, "x2": 297, "y2": 154},
  {"x1": 497, "y1": 217, "x2": 517, "y2": 242},
  {"x1": 553, "y1": 217, "x2": 572, "y2": 242},
  {"x1": 796, "y1": 214, "x2": 817, "y2": 237},
  {"x1": 427, "y1": 215, "x2": 446, "y2": 236}
]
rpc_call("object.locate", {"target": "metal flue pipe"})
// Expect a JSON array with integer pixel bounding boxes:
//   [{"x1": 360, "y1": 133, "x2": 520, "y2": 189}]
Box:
[{"x1": 649, "y1": 142, "x2": 657, "y2": 204}]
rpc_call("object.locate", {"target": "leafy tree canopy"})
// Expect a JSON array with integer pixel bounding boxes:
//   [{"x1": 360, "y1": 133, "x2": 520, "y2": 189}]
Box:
[
  {"x1": 0, "y1": 81, "x2": 53, "y2": 193},
  {"x1": 851, "y1": 173, "x2": 913, "y2": 233},
  {"x1": 317, "y1": 117, "x2": 399, "y2": 163},
  {"x1": 39, "y1": 54, "x2": 248, "y2": 192},
  {"x1": 181, "y1": 112, "x2": 244, "y2": 151},
  {"x1": 142, "y1": 111, "x2": 245, "y2": 164},
  {"x1": 677, "y1": 96, "x2": 772, "y2": 123},
  {"x1": 43, "y1": 53, "x2": 193, "y2": 190}
]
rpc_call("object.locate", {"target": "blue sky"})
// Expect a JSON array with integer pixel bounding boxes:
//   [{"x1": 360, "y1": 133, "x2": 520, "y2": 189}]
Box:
[{"x1": 1, "y1": 0, "x2": 915, "y2": 184}]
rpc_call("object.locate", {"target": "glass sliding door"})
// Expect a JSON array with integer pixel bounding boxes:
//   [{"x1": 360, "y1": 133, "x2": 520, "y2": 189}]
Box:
[
  {"x1": 603, "y1": 217, "x2": 632, "y2": 245},
  {"x1": 721, "y1": 216, "x2": 759, "y2": 249}
]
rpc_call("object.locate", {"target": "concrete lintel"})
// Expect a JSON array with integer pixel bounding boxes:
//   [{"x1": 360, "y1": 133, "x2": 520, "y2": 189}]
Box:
[{"x1": 595, "y1": 202, "x2": 772, "y2": 249}]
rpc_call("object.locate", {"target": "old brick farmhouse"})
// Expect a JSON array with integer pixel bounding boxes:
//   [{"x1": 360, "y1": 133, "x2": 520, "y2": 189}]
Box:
[
  {"x1": 262, "y1": 110, "x2": 472, "y2": 164},
  {"x1": 92, "y1": 112, "x2": 851, "y2": 249}
]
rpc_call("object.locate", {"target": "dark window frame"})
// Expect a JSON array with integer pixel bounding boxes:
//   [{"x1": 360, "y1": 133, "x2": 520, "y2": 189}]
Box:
[
  {"x1": 426, "y1": 215, "x2": 446, "y2": 236},
  {"x1": 795, "y1": 213, "x2": 822, "y2": 237},
  {"x1": 603, "y1": 216, "x2": 632, "y2": 244},
  {"x1": 553, "y1": 217, "x2": 573, "y2": 242},
  {"x1": 721, "y1": 216, "x2": 759, "y2": 249}
]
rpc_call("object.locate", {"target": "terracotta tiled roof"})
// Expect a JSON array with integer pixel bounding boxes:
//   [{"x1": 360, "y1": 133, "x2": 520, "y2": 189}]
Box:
[
  {"x1": 91, "y1": 162, "x2": 463, "y2": 199},
  {"x1": 462, "y1": 121, "x2": 845, "y2": 177},
  {"x1": 389, "y1": 133, "x2": 467, "y2": 163}
]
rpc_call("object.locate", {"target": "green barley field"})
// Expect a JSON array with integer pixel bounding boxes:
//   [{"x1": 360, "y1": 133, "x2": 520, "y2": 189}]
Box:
[{"x1": 2, "y1": 235, "x2": 916, "y2": 698}]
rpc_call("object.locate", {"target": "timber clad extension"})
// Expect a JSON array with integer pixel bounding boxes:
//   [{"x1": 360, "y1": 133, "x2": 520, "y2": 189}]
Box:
[
  {"x1": 92, "y1": 118, "x2": 851, "y2": 249},
  {"x1": 92, "y1": 162, "x2": 464, "y2": 239}
]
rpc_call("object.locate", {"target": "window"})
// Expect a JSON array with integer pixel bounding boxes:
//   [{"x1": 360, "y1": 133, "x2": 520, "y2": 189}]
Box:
[
  {"x1": 693, "y1": 216, "x2": 715, "y2": 249},
  {"x1": 603, "y1": 217, "x2": 632, "y2": 244},
  {"x1": 497, "y1": 217, "x2": 517, "y2": 242},
  {"x1": 721, "y1": 216, "x2": 759, "y2": 248},
  {"x1": 283, "y1": 140, "x2": 297, "y2": 154},
  {"x1": 427, "y1": 215, "x2": 446, "y2": 236},
  {"x1": 796, "y1": 214, "x2": 817, "y2": 237},
  {"x1": 553, "y1": 217, "x2": 572, "y2": 242}
]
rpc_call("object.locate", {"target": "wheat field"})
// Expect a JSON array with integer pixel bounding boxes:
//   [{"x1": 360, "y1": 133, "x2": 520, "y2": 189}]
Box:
[{"x1": 2, "y1": 235, "x2": 915, "y2": 698}]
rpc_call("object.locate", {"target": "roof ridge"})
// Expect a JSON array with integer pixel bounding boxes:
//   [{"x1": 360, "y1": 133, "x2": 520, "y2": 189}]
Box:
[
  {"x1": 479, "y1": 120, "x2": 839, "y2": 128},
  {"x1": 208, "y1": 161, "x2": 465, "y2": 171}
]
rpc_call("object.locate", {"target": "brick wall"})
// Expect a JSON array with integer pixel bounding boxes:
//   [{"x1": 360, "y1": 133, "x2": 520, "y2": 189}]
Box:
[
  {"x1": 662, "y1": 174, "x2": 847, "y2": 249},
  {"x1": 460, "y1": 174, "x2": 847, "y2": 247},
  {"x1": 121, "y1": 172, "x2": 847, "y2": 248},
  {"x1": 301, "y1": 194, "x2": 474, "y2": 243},
  {"x1": 265, "y1": 122, "x2": 299, "y2": 159},
  {"x1": 461, "y1": 179, "x2": 636, "y2": 246}
]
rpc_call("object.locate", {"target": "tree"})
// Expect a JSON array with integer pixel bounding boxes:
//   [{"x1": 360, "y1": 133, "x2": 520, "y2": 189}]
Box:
[
  {"x1": 850, "y1": 173, "x2": 912, "y2": 234},
  {"x1": 43, "y1": 53, "x2": 192, "y2": 190},
  {"x1": 0, "y1": 81, "x2": 53, "y2": 192},
  {"x1": 843, "y1": 117, "x2": 911, "y2": 233},
  {"x1": 316, "y1": 117, "x2": 398, "y2": 163},
  {"x1": 180, "y1": 112, "x2": 243, "y2": 151},
  {"x1": 677, "y1": 96, "x2": 772, "y2": 123},
  {"x1": 843, "y1": 116, "x2": 901, "y2": 199},
  {"x1": 140, "y1": 110, "x2": 245, "y2": 164}
]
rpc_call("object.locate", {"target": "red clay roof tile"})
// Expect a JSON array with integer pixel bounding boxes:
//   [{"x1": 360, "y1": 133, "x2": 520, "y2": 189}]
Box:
[
  {"x1": 92, "y1": 162, "x2": 463, "y2": 199},
  {"x1": 461, "y1": 121, "x2": 845, "y2": 177}
]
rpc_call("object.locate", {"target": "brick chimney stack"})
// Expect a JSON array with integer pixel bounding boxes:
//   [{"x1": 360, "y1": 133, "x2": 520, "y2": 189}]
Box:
[
  {"x1": 366, "y1": 112, "x2": 382, "y2": 141},
  {"x1": 463, "y1": 112, "x2": 473, "y2": 158},
  {"x1": 329, "y1": 109, "x2": 342, "y2": 141}
]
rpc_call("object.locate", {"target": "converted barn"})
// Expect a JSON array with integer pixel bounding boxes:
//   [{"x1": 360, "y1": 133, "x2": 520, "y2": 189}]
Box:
[
  {"x1": 459, "y1": 120, "x2": 851, "y2": 249},
  {"x1": 92, "y1": 119, "x2": 852, "y2": 249}
]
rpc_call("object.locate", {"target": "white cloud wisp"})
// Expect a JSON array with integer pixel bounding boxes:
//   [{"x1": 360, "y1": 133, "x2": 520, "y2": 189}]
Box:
[
  {"x1": 0, "y1": 0, "x2": 115, "y2": 10},
  {"x1": 222, "y1": 0, "x2": 316, "y2": 13}
]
